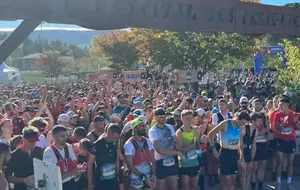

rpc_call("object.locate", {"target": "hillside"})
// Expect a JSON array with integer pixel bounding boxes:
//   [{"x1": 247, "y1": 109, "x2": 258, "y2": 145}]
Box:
[{"x1": 0, "y1": 21, "x2": 117, "y2": 45}]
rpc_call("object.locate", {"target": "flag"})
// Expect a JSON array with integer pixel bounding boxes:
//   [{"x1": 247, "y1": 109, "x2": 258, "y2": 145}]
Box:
[{"x1": 254, "y1": 54, "x2": 264, "y2": 74}]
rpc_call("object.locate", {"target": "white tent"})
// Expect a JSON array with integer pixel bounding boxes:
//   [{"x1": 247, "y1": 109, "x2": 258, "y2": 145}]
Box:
[{"x1": 0, "y1": 63, "x2": 20, "y2": 84}]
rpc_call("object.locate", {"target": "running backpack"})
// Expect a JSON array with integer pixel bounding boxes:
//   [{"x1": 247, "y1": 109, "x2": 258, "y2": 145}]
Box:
[{"x1": 217, "y1": 112, "x2": 232, "y2": 124}]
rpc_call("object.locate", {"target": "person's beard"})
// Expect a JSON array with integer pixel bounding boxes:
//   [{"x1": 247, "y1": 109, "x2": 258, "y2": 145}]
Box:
[
  {"x1": 242, "y1": 105, "x2": 248, "y2": 110},
  {"x1": 137, "y1": 130, "x2": 146, "y2": 136}
]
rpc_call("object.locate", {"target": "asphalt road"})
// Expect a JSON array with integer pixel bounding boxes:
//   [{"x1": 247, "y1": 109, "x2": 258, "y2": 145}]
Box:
[{"x1": 201, "y1": 176, "x2": 300, "y2": 190}]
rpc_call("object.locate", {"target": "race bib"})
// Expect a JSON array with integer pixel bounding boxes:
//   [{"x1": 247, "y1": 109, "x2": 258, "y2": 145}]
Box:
[
  {"x1": 101, "y1": 163, "x2": 116, "y2": 180},
  {"x1": 228, "y1": 139, "x2": 239, "y2": 149},
  {"x1": 162, "y1": 157, "x2": 175, "y2": 167},
  {"x1": 187, "y1": 149, "x2": 197, "y2": 160},
  {"x1": 131, "y1": 179, "x2": 144, "y2": 189},
  {"x1": 256, "y1": 135, "x2": 267, "y2": 143},
  {"x1": 281, "y1": 127, "x2": 292, "y2": 135}
]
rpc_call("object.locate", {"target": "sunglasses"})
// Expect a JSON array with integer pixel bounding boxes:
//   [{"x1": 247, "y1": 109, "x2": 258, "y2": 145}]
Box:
[
  {"x1": 157, "y1": 115, "x2": 167, "y2": 119},
  {"x1": 241, "y1": 102, "x2": 248, "y2": 104}
]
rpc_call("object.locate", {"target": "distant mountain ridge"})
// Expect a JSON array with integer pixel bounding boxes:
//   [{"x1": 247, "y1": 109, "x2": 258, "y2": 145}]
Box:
[{"x1": 0, "y1": 21, "x2": 121, "y2": 45}]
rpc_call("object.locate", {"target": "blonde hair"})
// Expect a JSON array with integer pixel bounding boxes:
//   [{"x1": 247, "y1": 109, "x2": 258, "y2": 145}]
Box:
[{"x1": 181, "y1": 110, "x2": 194, "y2": 117}]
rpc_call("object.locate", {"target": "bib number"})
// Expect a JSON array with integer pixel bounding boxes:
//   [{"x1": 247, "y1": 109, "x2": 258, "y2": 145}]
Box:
[
  {"x1": 101, "y1": 164, "x2": 116, "y2": 180},
  {"x1": 228, "y1": 139, "x2": 238, "y2": 149},
  {"x1": 163, "y1": 157, "x2": 175, "y2": 167},
  {"x1": 256, "y1": 135, "x2": 267, "y2": 143},
  {"x1": 131, "y1": 179, "x2": 144, "y2": 189},
  {"x1": 281, "y1": 128, "x2": 292, "y2": 135},
  {"x1": 187, "y1": 149, "x2": 197, "y2": 160}
]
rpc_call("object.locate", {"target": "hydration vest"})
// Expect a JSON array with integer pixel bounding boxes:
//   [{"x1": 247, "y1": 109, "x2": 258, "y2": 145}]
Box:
[
  {"x1": 51, "y1": 145, "x2": 74, "y2": 173},
  {"x1": 217, "y1": 112, "x2": 232, "y2": 124},
  {"x1": 129, "y1": 137, "x2": 152, "y2": 166}
]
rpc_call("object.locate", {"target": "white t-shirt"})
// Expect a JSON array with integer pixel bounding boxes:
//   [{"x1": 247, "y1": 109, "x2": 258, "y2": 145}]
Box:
[
  {"x1": 212, "y1": 112, "x2": 233, "y2": 126},
  {"x1": 212, "y1": 112, "x2": 233, "y2": 143},
  {"x1": 43, "y1": 143, "x2": 77, "y2": 183},
  {"x1": 124, "y1": 138, "x2": 154, "y2": 179},
  {"x1": 148, "y1": 124, "x2": 176, "y2": 160},
  {"x1": 36, "y1": 134, "x2": 50, "y2": 149}
]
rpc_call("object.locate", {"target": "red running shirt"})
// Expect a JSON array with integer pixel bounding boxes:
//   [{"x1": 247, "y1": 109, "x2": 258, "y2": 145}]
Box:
[{"x1": 274, "y1": 110, "x2": 298, "y2": 141}]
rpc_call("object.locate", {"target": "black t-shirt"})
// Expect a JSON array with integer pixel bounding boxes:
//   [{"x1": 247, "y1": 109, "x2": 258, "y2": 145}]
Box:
[
  {"x1": 5, "y1": 147, "x2": 44, "y2": 190},
  {"x1": 91, "y1": 137, "x2": 118, "y2": 181}
]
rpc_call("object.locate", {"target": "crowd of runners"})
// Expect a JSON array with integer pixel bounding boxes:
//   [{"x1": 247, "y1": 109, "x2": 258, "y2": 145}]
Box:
[{"x1": 0, "y1": 71, "x2": 299, "y2": 190}]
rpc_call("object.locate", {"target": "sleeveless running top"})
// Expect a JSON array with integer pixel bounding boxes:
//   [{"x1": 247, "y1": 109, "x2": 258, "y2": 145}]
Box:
[
  {"x1": 220, "y1": 120, "x2": 241, "y2": 149},
  {"x1": 243, "y1": 125, "x2": 256, "y2": 149},
  {"x1": 179, "y1": 127, "x2": 199, "y2": 168}
]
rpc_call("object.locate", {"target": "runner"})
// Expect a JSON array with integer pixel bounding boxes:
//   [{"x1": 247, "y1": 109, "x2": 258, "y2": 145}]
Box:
[
  {"x1": 274, "y1": 97, "x2": 300, "y2": 190},
  {"x1": 7, "y1": 126, "x2": 44, "y2": 190},
  {"x1": 148, "y1": 108, "x2": 185, "y2": 190},
  {"x1": 268, "y1": 95, "x2": 280, "y2": 181},
  {"x1": 250, "y1": 99, "x2": 270, "y2": 190},
  {"x1": 0, "y1": 142, "x2": 10, "y2": 190},
  {"x1": 43, "y1": 125, "x2": 86, "y2": 190},
  {"x1": 176, "y1": 110, "x2": 200, "y2": 190},
  {"x1": 210, "y1": 98, "x2": 233, "y2": 187},
  {"x1": 124, "y1": 117, "x2": 156, "y2": 190},
  {"x1": 87, "y1": 123, "x2": 122, "y2": 190},
  {"x1": 240, "y1": 113, "x2": 259, "y2": 190},
  {"x1": 208, "y1": 111, "x2": 250, "y2": 190},
  {"x1": 86, "y1": 115, "x2": 106, "y2": 143}
]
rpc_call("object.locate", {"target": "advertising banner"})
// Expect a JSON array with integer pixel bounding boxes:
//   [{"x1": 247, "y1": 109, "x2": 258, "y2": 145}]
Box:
[{"x1": 174, "y1": 70, "x2": 202, "y2": 83}]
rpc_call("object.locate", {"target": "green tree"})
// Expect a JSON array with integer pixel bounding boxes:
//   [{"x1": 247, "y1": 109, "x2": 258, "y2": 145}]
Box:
[
  {"x1": 90, "y1": 31, "x2": 139, "y2": 70},
  {"x1": 276, "y1": 40, "x2": 300, "y2": 104},
  {"x1": 148, "y1": 31, "x2": 257, "y2": 76}
]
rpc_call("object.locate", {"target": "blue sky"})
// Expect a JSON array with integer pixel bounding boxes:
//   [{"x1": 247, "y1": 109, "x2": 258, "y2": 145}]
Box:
[{"x1": 262, "y1": 0, "x2": 296, "y2": 5}]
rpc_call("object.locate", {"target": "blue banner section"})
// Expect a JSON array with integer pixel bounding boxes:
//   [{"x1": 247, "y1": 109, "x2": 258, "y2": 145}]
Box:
[
  {"x1": 268, "y1": 46, "x2": 284, "y2": 55},
  {"x1": 254, "y1": 54, "x2": 264, "y2": 74}
]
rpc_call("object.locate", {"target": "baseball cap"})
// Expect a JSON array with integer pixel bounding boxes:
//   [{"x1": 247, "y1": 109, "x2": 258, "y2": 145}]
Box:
[
  {"x1": 154, "y1": 108, "x2": 166, "y2": 116},
  {"x1": 171, "y1": 108, "x2": 183, "y2": 116},
  {"x1": 112, "y1": 97, "x2": 118, "y2": 103},
  {"x1": 194, "y1": 108, "x2": 206, "y2": 117},
  {"x1": 57, "y1": 114, "x2": 69, "y2": 122},
  {"x1": 201, "y1": 90, "x2": 208, "y2": 96},
  {"x1": 283, "y1": 91, "x2": 292, "y2": 99},
  {"x1": 66, "y1": 111, "x2": 78, "y2": 119},
  {"x1": 94, "y1": 115, "x2": 106, "y2": 123},
  {"x1": 132, "y1": 109, "x2": 145, "y2": 117},
  {"x1": 131, "y1": 117, "x2": 146, "y2": 130},
  {"x1": 133, "y1": 97, "x2": 143, "y2": 104},
  {"x1": 23, "y1": 127, "x2": 39, "y2": 143},
  {"x1": 240, "y1": 96, "x2": 249, "y2": 103},
  {"x1": 63, "y1": 104, "x2": 70, "y2": 111}
]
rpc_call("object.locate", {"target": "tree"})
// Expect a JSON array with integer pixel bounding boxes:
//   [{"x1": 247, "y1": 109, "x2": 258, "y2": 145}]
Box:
[
  {"x1": 90, "y1": 30, "x2": 139, "y2": 70},
  {"x1": 64, "y1": 56, "x2": 111, "y2": 73},
  {"x1": 147, "y1": 31, "x2": 257, "y2": 76},
  {"x1": 276, "y1": 40, "x2": 300, "y2": 104},
  {"x1": 90, "y1": 29, "x2": 258, "y2": 75},
  {"x1": 35, "y1": 50, "x2": 66, "y2": 78}
]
